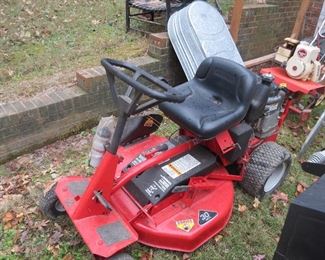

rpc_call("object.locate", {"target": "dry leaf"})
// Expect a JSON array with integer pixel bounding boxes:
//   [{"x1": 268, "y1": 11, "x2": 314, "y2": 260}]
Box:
[
  {"x1": 63, "y1": 253, "x2": 75, "y2": 260},
  {"x1": 16, "y1": 212, "x2": 24, "y2": 219},
  {"x1": 253, "y1": 198, "x2": 260, "y2": 209},
  {"x1": 3, "y1": 211, "x2": 15, "y2": 223},
  {"x1": 253, "y1": 254, "x2": 266, "y2": 260},
  {"x1": 295, "y1": 183, "x2": 306, "y2": 196},
  {"x1": 214, "y1": 234, "x2": 223, "y2": 243},
  {"x1": 271, "y1": 191, "x2": 288, "y2": 204},
  {"x1": 141, "y1": 250, "x2": 153, "y2": 260},
  {"x1": 48, "y1": 230, "x2": 63, "y2": 245},
  {"x1": 238, "y1": 204, "x2": 247, "y2": 213},
  {"x1": 91, "y1": 19, "x2": 100, "y2": 25},
  {"x1": 11, "y1": 245, "x2": 23, "y2": 254},
  {"x1": 25, "y1": 8, "x2": 34, "y2": 15},
  {"x1": 47, "y1": 245, "x2": 59, "y2": 256}
]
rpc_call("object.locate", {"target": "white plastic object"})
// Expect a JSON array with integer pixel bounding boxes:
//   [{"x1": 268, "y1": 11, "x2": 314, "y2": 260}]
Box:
[{"x1": 89, "y1": 116, "x2": 117, "y2": 168}]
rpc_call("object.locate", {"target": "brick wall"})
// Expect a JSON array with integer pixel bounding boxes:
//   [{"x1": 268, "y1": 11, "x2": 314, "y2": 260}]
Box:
[
  {"x1": 148, "y1": 32, "x2": 186, "y2": 86},
  {"x1": 303, "y1": 0, "x2": 324, "y2": 38},
  {"x1": 235, "y1": 0, "x2": 322, "y2": 60},
  {"x1": 0, "y1": 55, "x2": 161, "y2": 163},
  {"x1": 235, "y1": 1, "x2": 300, "y2": 60},
  {"x1": 0, "y1": 32, "x2": 186, "y2": 163}
]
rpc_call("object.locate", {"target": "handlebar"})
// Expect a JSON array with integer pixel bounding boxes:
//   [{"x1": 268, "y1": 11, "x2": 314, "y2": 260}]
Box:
[{"x1": 101, "y1": 58, "x2": 188, "y2": 103}]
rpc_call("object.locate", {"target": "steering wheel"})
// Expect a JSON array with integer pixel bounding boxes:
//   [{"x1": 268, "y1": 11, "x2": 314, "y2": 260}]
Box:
[{"x1": 101, "y1": 58, "x2": 188, "y2": 103}]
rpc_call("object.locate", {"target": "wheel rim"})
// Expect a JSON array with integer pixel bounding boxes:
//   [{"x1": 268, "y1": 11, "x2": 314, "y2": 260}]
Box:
[
  {"x1": 264, "y1": 163, "x2": 287, "y2": 193},
  {"x1": 54, "y1": 200, "x2": 65, "y2": 212}
]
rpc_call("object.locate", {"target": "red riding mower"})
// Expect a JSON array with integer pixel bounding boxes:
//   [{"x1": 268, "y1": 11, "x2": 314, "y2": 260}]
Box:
[{"x1": 40, "y1": 57, "x2": 292, "y2": 258}]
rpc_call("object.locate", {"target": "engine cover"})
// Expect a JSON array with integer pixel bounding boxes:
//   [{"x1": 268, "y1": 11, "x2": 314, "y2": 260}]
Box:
[{"x1": 286, "y1": 42, "x2": 321, "y2": 82}]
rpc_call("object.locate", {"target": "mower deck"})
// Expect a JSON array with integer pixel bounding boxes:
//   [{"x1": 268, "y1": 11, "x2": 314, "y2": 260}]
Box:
[{"x1": 55, "y1": 135, "x2": 234, "y2": 257}]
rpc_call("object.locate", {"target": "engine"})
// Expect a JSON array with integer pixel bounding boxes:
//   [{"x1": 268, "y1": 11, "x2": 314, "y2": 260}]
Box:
[
  {"x1": 252, "y1": 74, "x2": 286, "y2": 139},
  {"x1": 286, "y1": 41, "x2": 321, "y2": 82}
]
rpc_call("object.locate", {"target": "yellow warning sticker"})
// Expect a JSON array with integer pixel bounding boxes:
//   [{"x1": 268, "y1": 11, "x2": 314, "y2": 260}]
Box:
[
  {"x1": 162, "y1": 154, "x2": 201, "y2": 179},
  {"x1": 176, "y1": 219, "x2": 195, "y2": 232}
]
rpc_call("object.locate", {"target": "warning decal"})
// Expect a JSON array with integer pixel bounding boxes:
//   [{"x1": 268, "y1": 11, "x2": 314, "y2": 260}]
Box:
[
  {"x1": 176, "y1": 219, "x2": 195, "y2": 232},
  {"x1": 161, "y1": 154, "x2": 201, "y2": 179}
]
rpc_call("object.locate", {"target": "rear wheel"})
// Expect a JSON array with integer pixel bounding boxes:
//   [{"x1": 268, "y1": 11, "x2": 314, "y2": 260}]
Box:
[
  {"x1": 241, "y1": 142, "x2": 291, "y2": 198},
  {"x1": 39, "y1": 184, "x2": 66, "y2": 219}
]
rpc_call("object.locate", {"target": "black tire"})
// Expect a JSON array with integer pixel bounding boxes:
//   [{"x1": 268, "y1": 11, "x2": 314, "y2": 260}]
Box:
[
  {"x1": 39, "y1": 184, "x2": 66, "y2": 219},
  {"x1": 241, "y1": 142, "x2": 291, "y2": 198}
]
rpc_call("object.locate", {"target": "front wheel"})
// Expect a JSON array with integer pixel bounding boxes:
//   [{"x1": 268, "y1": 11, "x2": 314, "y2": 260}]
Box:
[
  {"x1": 241, "y1": 142, "x2": 291, "y2": 198},
  {"x1": 39, "y1": 184, "x2": 66, "y2": 219}
]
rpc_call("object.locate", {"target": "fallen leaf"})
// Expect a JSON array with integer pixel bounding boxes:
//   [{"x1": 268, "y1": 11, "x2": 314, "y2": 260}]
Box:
[
  {"x1": 182, "y1": 253, "x2": 191, "y2": 260},
  {"x1": 214, "y1": 234, "x2": 223, "y2": 243},
  {"x1": 2, "y1": 211, "x2": 15, "y2": 223},
  {"x1": 253, "y1": 254, "x2": 266, "y2": 260},
  {"x1": 141, "y1": 250, "x2": 153, "y2": 260},
  {"x1": 11, "y1": 245, "x2": 23, "y2": 254},
  {"x1": 24, "y1": 8, "x2": 34, "y2": 15},
  {"x1": 47, "y1": 245, "x2": 59, "y2": 256},
  {"x1": 63, "y1": 253, "x2": 75, "y2": 260},
  {"x1": 91, "y1": 19, "x2": 100, "y2": 25},
  {"x1": 253, "y1": 198, "x2": 260, "y2": 209},
  {"x1": 16, "y1": 212, "x2": 24, "y2": 219},
  {"x1": 20, "y1": 230, "x2": 29, "y2": 243},
  {"x1": 271, "y1": 191, "x2": 288, "y2": 204},
  {"x1": 295, "y1": 182, "x2": 308, "y2": 196},
  {"x1": 238, "y1": 204, "x2": 247, "y2": 213},
  {"x1": 8, "y1": 69, "x2": 14, "y2": 77},
  {"x1": 49, "y1": 230, "x2": 63, "y2": 245}
]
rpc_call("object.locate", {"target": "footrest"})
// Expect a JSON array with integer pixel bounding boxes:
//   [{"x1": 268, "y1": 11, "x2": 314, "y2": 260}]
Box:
[
  {"x1": 74, "y1": 213, "x2": 138, "y2": 257},
  {"x1": 56, "y1": 176, "x2": 138, "y2": 258}
]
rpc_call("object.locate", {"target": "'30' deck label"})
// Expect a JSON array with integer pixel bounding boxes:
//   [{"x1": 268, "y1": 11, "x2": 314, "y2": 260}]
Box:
[{"x1": 198, "y1": 210, "x2": 218, "y2": 225}]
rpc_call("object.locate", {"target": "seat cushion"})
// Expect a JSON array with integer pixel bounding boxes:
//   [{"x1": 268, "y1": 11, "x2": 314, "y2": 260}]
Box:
[
  {"x1": 159, "y1": 81, "x2": 246, "y2": 139},
  {"x1": 159, "y1": 57, "x2": 257, "y2": 139}
]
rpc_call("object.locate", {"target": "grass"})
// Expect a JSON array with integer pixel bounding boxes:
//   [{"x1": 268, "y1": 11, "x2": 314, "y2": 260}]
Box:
[
  {"x1": 0, "y1": 0, "x2": 235, "y2": 102},
  {"x1": 0, "y1": 0, "x2": 147, "y2": 101},
  {"x1": 0, "y1": 105, "x2": 324, "y2": 259}
]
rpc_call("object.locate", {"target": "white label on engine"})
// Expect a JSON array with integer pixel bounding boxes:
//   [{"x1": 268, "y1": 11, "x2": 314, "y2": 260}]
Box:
[
  {"x1": 268, "y1": 103, "x2": 278, "y2": 112},
  {"x1": 162, "y1": 154, "x2": 201, "y2": 179}
]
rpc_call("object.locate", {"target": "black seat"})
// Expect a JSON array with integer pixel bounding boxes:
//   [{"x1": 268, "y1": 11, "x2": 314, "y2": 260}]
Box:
[{"x1": 159, "y1": 57, "x2": 257, "y2": 139}]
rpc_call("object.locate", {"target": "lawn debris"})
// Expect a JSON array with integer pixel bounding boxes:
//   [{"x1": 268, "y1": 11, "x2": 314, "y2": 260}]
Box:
[
  {"x1": 295, "y1": 181, "x2": 309, "y2": 197},
  {"x1": 214, "y1": 234, "x2": 223, "y2": 244},
  {"x1": 252, "y1": 198, "x2": 261, "y2": 209},
  {"x1": 271, "y1": 191, "x2": 288, "y2": 204},
  {"x1": 253, "y1": 254, "x2": 266, "y2": 260},
  {"x1": 238, "y1": 204, "x2": 248, "y2": 213},
  {"x1": 141, "y1": 249, "x2": 153, "y2": 260},
  {"x1": 2, "y1": 210, "x2": 24, "y2": 229}
]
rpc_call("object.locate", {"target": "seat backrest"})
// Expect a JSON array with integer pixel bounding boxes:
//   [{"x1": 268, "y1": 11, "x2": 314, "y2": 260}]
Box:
[{"x1": 195, "y1": 57, "x2": 257, "y2": 105}]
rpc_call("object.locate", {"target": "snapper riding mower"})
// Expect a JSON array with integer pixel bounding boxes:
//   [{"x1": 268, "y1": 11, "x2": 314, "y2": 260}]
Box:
[{"x1": 40, "y1": 56, "x2": 293, "y2": 259}]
